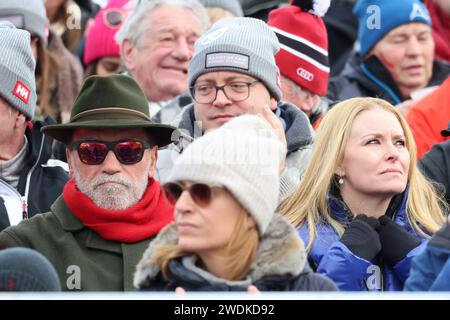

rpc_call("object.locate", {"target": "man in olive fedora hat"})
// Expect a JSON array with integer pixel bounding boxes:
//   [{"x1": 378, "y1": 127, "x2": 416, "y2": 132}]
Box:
[{"x1": 0, "y1": 74, "x2": 177, "y2": 291}]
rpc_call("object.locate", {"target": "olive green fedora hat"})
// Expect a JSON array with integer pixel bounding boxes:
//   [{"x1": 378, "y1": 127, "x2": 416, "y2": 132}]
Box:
[{"x1": 41, "y1": 74, "x2": 176, "y2": 146}]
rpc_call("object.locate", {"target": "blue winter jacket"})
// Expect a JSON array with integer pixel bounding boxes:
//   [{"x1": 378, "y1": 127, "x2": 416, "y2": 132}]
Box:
[
  {"x1": 404, "y1": 221, "x2": 450, "y2": 291},
  {"x1": 298, "y1": 189, "x2": 428, "y2": 291}
]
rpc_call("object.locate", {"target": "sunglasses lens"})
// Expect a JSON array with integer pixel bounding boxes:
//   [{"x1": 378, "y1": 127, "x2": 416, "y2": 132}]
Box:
[
  {"x1": 163, "y1": 183, "x2": 183, "y2": 206},
  {"x1": 190, "y1": 184, "x2": 212, "y2": 207},
  {"x1": 78, "y1": 142, "x2": 107, "y2": 165},
  {"x1": 105, "y1": 10, "x2": 123, "y2": 27},
  {"x1": 114, "y1": 141, "x2": 144, "y2": 164}
]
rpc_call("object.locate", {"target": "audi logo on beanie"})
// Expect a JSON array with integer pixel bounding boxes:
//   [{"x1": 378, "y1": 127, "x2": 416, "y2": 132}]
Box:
[{"x1": 297, "y1": 67, "x2": 314, "y2": 82}]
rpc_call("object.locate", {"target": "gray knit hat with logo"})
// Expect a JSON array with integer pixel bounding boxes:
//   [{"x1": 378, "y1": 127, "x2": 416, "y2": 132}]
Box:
[
  {"x1": 0, "y1": 0, "x2": 49, "y2": 45},
  {"x1": 168, "y1": 115, "x2": 286, "y2": 234},
  {"x1": 199, "y1": 0, "x2": 244, "y2": 17},
  {"x1": 0, "y1": 248, "x2": 61, "y2": 291},
  {"x1": 0, "y1": 21, "x2": 36, "y2": 120},
  {"x1": 188, "y1": 17, "x2": 282, "y2": 101}
]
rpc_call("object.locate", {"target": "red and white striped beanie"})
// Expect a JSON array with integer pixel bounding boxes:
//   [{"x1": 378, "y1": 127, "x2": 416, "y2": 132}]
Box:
[{"x1": 268, "y1": 0, "x2": 330, "y2": 96}]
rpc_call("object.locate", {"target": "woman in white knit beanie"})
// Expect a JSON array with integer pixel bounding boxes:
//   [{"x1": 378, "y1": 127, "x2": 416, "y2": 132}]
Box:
[{"x1": 134, "y1": 115, "x2": 337, "y2": 292}]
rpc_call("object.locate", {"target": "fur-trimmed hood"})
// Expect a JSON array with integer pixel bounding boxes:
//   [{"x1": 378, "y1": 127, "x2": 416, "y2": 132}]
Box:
[
  {"x1": 174, "y1": 101, "x2": 313, "y2": 154},
  {"x1": 134, "y1": 214, "x2": 307, "y2": 289}
]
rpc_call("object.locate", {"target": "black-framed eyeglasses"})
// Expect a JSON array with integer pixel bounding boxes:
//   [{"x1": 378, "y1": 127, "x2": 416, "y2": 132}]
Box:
[
  {"x1": 68, "y1": 139, "x2": 152, "y2": 165},
  {"x1": 189, "y1": 80, "x2": 260, "y2": 104},
  {"x1": 163, "y1": 182, "x2": 222, "y2": 207}
]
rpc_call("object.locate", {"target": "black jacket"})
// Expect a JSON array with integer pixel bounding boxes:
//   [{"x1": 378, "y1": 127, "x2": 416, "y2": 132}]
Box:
[
  {"x1": 0, "y1": 118, "x2": 69, "y2": 231},
  {"x1": 134, "y1": 215, "x2": 338, "y2": 292},
  {"x1": 419, "y1": 139, "x2": 450, "y2": 205},
  {"x1": 328, "y1": 53, "x2": 450, "y2": 105}
]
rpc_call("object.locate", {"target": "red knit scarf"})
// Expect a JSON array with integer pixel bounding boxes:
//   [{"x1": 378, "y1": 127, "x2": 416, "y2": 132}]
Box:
[{"x1": 63, "y1": 178, "x2": 174, "y2": 243}]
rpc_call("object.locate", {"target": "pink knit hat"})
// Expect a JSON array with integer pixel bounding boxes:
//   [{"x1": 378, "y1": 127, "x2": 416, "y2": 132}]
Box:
[{"x1": 83, "y1": 0, "x2": 130, "y2": 66}]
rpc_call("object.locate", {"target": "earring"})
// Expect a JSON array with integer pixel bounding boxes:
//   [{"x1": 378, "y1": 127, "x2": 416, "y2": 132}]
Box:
[{"x1": 338, "y1": 177, "x2": 344, "y2": 185}]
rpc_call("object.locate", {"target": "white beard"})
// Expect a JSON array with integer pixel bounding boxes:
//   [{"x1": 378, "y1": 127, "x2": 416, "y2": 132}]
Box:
[{"x1": 72, "y1": 161, "x2": 151, "y2": 211}]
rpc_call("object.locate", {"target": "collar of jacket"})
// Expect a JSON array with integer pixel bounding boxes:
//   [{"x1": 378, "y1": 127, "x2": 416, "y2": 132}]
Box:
[
  {"x1": 23, "y1": 117, "x2": 57, "y2": 170},
  {"x1": 134, "y1": 214, "x2": 307, "y2": 288},
  {"x1": 327, "y1": 186, "x2": 410, "y2": 225},
  {"x1": 51, "y1": 195, "x2": 84, "y2": 231},
  {"x1": 175, "y1": 102, "x2": 313, "y2": 154},
  {"x1": 359, "y1": 55, "x2": 404, "y2": 104},
  {"x1": 50, "y1": 196, "x2": 123, "y2": 254},
  {"x1": 342, "y1": 52, "x2": 450, "y2": 103}
]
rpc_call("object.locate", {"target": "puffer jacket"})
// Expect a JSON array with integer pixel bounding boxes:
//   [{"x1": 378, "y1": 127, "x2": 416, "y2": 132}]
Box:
[
  {"x1": 328, "y1": 53, "x2": 450, "y2": 105},
  {"x1": 298, "y1": 188, "x2": 428, "y2": 291},
  {"x1": 155, "y1": 101, "x2": 314, "y2": 198},
  {"x1": 134, "y1": 215, "x2": 338, "y2": 292}
]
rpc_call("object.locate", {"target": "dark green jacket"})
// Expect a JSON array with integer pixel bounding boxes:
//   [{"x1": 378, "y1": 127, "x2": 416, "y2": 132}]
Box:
[{"x1": 0, "y1": 196, "x2": 152, "y2": 291}]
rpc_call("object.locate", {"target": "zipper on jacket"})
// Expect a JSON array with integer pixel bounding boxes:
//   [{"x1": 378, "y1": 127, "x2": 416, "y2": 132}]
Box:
[
  {"x1": 22, "y1": 197, "x2": 28, "y2": 220},
  {"x1": 23, "y1": 134, "x2": 46, "y2": 216},
  {"x1": 379, "y1": 255, "x2": 384, "y2": 292}
]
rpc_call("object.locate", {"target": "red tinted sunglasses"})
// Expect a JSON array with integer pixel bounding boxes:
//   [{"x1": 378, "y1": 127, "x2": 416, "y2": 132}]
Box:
[
  {"x1": 163, "y1": 182, "x2": 221, "y2": 207},
  {"x1": 69, "y1": 139, "x2": 152, "y2": 165}
]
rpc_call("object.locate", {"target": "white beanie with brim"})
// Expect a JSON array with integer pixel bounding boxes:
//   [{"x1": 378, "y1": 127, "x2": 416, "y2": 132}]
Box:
[{"x1": 168, "y1": 115, "x2": 286, "y2": 235}]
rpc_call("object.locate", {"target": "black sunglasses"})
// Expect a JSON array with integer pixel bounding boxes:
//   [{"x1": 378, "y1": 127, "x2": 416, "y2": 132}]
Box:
[
  {"x1": 69, "y1": 139, "x2": 152, "y2": 165},
  {"x1": 103, "y1": 8, "x2": 125, "y2": 28},
  {"x1": 163, "y1": 182, "x2": 221, "y2": 207}
]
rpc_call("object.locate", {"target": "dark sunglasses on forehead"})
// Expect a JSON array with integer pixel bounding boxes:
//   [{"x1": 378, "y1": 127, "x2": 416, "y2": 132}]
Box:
[
  {"x1": 68, "y1": 139, "x2": 153, "y2": 165},
  {"x1": 103, "y1": 8, "x2": 125, "y2": 28},
  {"x1": 163, "y1": 182, "x2": 222, "y2": 207}
]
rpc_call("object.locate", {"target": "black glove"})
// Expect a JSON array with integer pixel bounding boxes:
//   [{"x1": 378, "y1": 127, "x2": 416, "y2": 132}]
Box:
[
  {"x1": 340, "y1": 214, "x2": 381, "y2": 261},
  {"x1": 377, "y1": 215, "x2": 421, "y2": 266}
]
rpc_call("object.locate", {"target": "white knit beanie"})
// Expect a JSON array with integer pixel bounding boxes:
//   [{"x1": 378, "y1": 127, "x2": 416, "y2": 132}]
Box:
[
  {"x1": 0, "y1": 21, "x2": 36, "y2": 120},
  {"x1": 168, "y1": 115, "x2": 286, "y2": 234},
  {"x1": 188, "y1": 17, "x2": 282, "y2": 101}
]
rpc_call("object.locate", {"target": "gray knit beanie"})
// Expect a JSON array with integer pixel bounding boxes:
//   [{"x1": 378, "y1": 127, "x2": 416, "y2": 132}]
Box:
[
  {"x1": 200, "y1": 0, "x2": 243, "y2": 17},
  {"x1": 0, "y1": 248, "x2": 61, "y2": 291},
  {"x1": 0, "y1": 0, "x2": 49, "y2": 45},
  {"x1": 168, "y1": 115, "x2": 286, "y2": 234},
  {"x1": 188, "y1": 17, "x2": 282, "y2": 101},
  {"x1": 0, "y1": 21, "x2": 36, "y2": 120}
]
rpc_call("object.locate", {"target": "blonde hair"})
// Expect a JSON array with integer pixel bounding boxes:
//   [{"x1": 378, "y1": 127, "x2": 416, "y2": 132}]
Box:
[
  {"x1": 152, "y1": 209, "x2": 259, "y2": 281},
  {"x1": 206, "y1": 7, "x2": 236, "y2": 25},
  {"x1": 278, "y1": 97, "x2": 447, "y2": 251}
]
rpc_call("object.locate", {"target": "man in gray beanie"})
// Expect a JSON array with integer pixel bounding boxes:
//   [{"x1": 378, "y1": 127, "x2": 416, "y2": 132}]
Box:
[
  {"x1": 0, "y1": 21, "x2": 68, "y2": 232},
  {"x1": 157, "y1": 17, "x2": 313, "y2": 198}
]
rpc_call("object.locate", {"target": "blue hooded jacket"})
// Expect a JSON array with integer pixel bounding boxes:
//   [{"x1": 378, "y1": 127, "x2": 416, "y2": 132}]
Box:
[
  {"x1": 298, "y1": 188, "x2": 428, "y2": 291},
  {"x1": 404, "y1": 221, "x2": 450, "y2": 291}
]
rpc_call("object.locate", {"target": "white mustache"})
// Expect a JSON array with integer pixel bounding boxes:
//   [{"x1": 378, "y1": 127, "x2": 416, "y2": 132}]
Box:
[{"x1": 92, "y1": 175, "x2": 132, "y2": 190}]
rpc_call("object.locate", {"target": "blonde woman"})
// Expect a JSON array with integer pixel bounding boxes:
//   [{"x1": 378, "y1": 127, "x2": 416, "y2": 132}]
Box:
[
  {"x1": 134, "y1": 115, "x2": 337, "y2": 292},
  {"x1": 278, "y1": 97, "x2": 447, "y2": 291}
]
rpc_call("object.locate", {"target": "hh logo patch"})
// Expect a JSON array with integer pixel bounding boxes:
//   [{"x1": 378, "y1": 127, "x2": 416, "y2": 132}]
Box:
[{"x1": 13, "y1": 81, "x2": 30, "y2": 103}]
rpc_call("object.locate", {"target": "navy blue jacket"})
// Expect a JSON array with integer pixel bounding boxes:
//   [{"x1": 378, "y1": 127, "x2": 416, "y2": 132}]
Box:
[
  {"x1": 298, "y1": 189, "x2": 428, "y2": 291},
  {"x1": 328, "y1": 53, "x2": 450, "y2": 105},
  {"x1": 404, "y1": 221, "x2": 450, "y2": 291}
]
